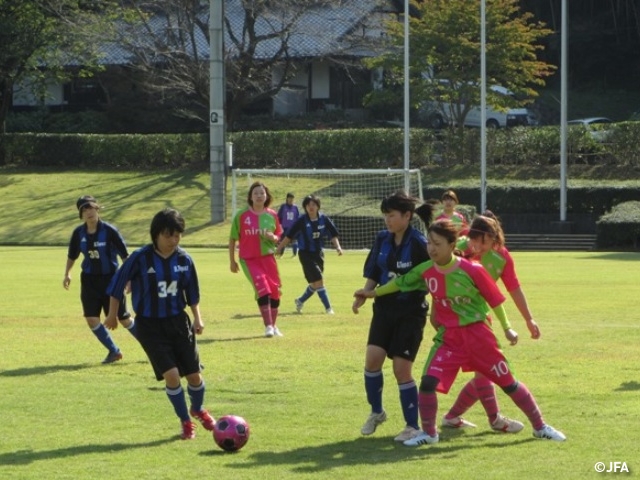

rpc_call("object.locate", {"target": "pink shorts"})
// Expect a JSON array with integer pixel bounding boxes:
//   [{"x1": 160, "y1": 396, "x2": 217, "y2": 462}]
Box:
[
  {"x1": 240, "y1": 256, "x2": 281, "y2": 300},
  {"x1": 423, "y1": 321, "x2": 515, "y2": 394}
]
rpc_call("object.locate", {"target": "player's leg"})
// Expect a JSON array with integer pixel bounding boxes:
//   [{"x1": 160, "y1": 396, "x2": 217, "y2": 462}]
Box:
[
  {"x1": 82, "y1": 277, "x2": 121, "y2": 363},
  {"x1": 164, "y1": 367, "x2": 194, "y2": 439},
  {"x1": 470, "y1": 324, "x2": 564, "y2": 440},
  {"x1": 310, "y1": 253, "x2": 333, "y2": 313},
  {"x1": 295, "y1": 252, "x2": 318, "y2": 311},
  {"x1": 389, "y1": 305, "x2": 427, "y2": 441},
  {"x1": 361, "y1": 345, "x2": 387, "y2": 435}
]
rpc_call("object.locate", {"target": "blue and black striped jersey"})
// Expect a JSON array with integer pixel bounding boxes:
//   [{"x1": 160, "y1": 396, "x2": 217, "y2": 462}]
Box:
[
  {"x1": 67, "y1": 220, "x2": 128, "y2": 275},
  {"x1": 107, "y1": 245, "x2": 200, "y2": 318},
  {"x1": 284, "y1": 213, "x2": 339, "y2": 253},
  {"x1": 363, "y1": 225, "x2": 429, "y2": 305}
]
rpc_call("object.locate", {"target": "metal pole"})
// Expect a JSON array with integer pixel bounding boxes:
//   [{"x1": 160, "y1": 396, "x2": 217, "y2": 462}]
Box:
[
  {"x1": 480, "y1": 0, "x2": 487, "y2": 213},
  {"x1": 210, "y1": 0, "x2": 226, "y2": 223},
  {"x1": 403, "y1": 0, "x2": 410, "y2": 193},
  {"x1": 560, "y1": 0, "x2": 568, "y2": 221}
]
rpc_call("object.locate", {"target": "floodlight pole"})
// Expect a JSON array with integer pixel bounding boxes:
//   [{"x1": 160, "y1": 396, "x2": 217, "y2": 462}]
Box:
[
  {"x1": 480, "y1": 0, "x2": 487, "y2": 213},
  {"x1": 560, "y1": 0, "x2": 568, "y2": 221},
  {"x1": 209, "y1": 0, "x2": 226, "y2": 223},
  {"x1": 403, "y1": 0, "x2": 410, "y2": 193}
]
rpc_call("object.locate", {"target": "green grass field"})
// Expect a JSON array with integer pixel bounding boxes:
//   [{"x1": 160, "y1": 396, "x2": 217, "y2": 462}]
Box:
[{"x1": 1, "y1": 247, "x2": 638, "y2": 479}]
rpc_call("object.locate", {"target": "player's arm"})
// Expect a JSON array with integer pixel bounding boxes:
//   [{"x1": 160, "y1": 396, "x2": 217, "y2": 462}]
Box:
[
  {"x1": 331, "y1": 236, "x2": 343, "y2": 256},
  {"x1": 63, "y1": 258, "x2": 75, "y2": 289},
  {"x1": 190, "y1": 303, "x2": 204, "y2": 334},
  {"x1": 276, "y1": 236, "x2": 291, "y2": 256},
  {"x1": 229, "y1": 238, "x2": 239, "y2": 273},
  {"x1": 352, "y1": 278, "x2": 377, "y2": 313},
  {"x1": 508, "y1": 286, "x2": 540, "y2": 339},
  {"x1": 491, "y1": 302, "x2": 518, "y2": 345},
  {"x1": 104, "y1": 296, "x2": 121, "y2": 330}
]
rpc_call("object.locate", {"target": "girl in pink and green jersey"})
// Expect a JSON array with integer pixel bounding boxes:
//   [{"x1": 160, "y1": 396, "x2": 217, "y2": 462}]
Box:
[
  {"x1": 443, "y1": 212, "x2": 541, "y2": 433},
  {"x1": 354, "y1": 219, "x2": 565, "y2": 446},
  {"x1": 435, "y1": 189, "x2": 469, "y2": 236},
  {"x1": 229, "y1": 181, "x2": 284, "y2": 338}
]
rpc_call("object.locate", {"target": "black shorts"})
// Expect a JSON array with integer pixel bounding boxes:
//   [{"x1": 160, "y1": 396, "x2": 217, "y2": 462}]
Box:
[
  {"x1": 80, "y1": 273, "x2": 130, "y2": 320},
  {"x1": 298, "y1": 250, "x2": 324, "y2": 283},
  {"x1": 136, "y1": 312, "x2": 201, "y2": 381},
  {"x1": 366, "y1": 301, "x2": 428, "y2": 362}
]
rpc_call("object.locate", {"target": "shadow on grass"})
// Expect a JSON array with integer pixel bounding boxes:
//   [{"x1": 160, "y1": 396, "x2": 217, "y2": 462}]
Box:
[
  {"x1": 0, "y1": 360, "x2": 148, "y2": 377},
  {"x1": 615, "y1": 381, "x2": 640, "y2": 391},
  {"x1": 0, "y1": 438, "x2": 175, "y2": 466},
  {"x1": 218, "y1": 436, "x2": 534, "y2": 473}
]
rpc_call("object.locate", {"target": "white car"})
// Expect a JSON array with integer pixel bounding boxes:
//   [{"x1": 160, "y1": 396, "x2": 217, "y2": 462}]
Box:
[
  {"x1": 421, "y1": 84, "x2": 538, "y2": 129},
  {"x1": 567, "y1": 117, "x2": 613, "y2": 142}
]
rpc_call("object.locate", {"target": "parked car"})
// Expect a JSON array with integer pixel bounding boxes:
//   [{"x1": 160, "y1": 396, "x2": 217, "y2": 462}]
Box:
[
  {"x1": 567, "y1": 117, "x2": 613, "y2": 142},
  {"x1": 420, "y1": 84, "x2": 538, "y2": 129}
]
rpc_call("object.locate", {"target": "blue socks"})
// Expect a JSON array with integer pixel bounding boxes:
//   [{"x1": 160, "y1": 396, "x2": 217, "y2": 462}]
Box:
[
  {"x1": 399, "y1": 380, "x2": 420, "y2": 429},
  {"x1": 90, "y1": 323, "x2": 119, "y2": 353},
  {"x1": 364, "y1": 370, "x2": 384, "y2": 413},
  {"x1": 166, "y1": 385, "x2": 190, "y2": 422}
]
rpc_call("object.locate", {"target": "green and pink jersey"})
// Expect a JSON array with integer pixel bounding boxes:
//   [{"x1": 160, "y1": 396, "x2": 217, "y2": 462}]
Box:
[
  {"x1": 377, "y1": 257, "x2": 505, "y2": 329},
  {"x1": 230, "y1": 207, "x2": 283, "y2": 260},
  {"x1": 457, "y1": 238, "x2": 520, "y2": 292}
]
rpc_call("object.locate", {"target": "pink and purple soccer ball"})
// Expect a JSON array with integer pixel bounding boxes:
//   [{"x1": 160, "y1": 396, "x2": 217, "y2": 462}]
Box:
[{"x1": 213, "y1": 415, "x2": 250, "y2": 452}]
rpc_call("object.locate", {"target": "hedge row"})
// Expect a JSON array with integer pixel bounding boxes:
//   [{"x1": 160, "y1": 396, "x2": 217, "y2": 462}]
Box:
[
  {"x1": 596, "y1": 201, "x2": 640, "y2": 249},
  {"x1": 2, "y1": 122, "x2": 640, "y2": 169}
]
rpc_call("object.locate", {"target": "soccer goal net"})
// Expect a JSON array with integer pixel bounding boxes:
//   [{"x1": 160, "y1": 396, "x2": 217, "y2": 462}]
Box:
[{"x1": 230, "y1": 168, "x2": 423, "y2": 249}]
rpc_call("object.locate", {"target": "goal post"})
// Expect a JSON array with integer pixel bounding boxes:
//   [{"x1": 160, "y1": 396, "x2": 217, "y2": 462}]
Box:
[{"x1": 230, "y1": 168, "x2": 424, "y2": 249}]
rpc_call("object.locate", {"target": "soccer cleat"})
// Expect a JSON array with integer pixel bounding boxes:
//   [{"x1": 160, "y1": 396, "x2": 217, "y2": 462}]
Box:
[
  {"x1": 491, "y1": 414, "x2": 524, "y2": 433},
  {"x1": 325, "y1": 308, "x2": 335, "y2": 315},
  {"x1": 180, "y1": 420, "x2": 196, "y2": 440},
  {"x1": 394, "y1": 426, "x2": 422, "y2": 442},
  {"x1": 403, "y1": 431, "x2": 439, "y2": 447},
  {"x1": 533, "y1": 424, "x2": 566, "y2": 441},
  {"x1": 442, "y1": 415, "x2": 477, "y2": 429},
  {"x1": 360, "y1": 410, "x2": 387, "y2": 435},
  {"x1": 294, "y1": 298, "x2": 303, "y2": 313},
  {"x1": 265, "y1": 325, "x2": 275, "y2": 337},
  {"x1": 190, "y1": 408, "x2": 215, "y2": 431},
  {"x1": 102, "y1": 351, "x2": 123, "y2": 364},
  {"x1": 273, "y1": 327, "x2": 284, "y2": 337}
]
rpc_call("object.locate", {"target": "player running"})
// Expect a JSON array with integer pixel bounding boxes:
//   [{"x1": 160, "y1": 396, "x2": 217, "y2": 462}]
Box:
[
  {"x1": 105, "y1": 208, "x2": 215, "y2": 440},
  {"x1": 63, "y1": 195, "x2": 137, "y2": 364},
  {"x1": 276, "y1": 194, "x2": 342, "y2": 314},
  {"x1": 229, "y1": 181, "x2": 284, "y2": 337}
]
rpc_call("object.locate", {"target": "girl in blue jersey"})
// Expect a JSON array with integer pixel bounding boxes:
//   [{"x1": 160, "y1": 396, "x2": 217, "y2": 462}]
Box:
[
  {"x1": 276, "y1": 194, "x2": 342, "y2": 314},
  {"x1": 352, "y1": 191, "x2": 434, "y2": 442},
  {"x1": 63, "y1": 195, "x2": 136, "y2": 364},
  {"x1": 105, "y1": 208, "x2": 215, "y2": 440}
]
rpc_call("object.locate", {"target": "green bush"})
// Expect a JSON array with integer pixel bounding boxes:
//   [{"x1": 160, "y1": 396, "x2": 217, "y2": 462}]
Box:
[{"x1": 596, "y1": 201, "x2": 640, "y2": 249}]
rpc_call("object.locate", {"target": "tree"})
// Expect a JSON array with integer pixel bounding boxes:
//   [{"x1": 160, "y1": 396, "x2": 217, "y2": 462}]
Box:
[
  {"x1": 0, "y1": 0, "x2": 119, "y2": 133},
  {"x1": 365, "y1": 0, "x2": 555, "y2": 130},
  {"x1": 114, "y1": 0, "x2": 378, "y2": 130}
]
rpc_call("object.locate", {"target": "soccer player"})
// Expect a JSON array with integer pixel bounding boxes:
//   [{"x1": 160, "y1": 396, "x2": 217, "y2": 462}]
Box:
[
  {"x1": 105, "y1": 208, "x2": 215, "y2": 440},
  {"x1": 442, "y1": 211, "x2": 541, "y2": 433},
  {"x1": 276, "y1": 194, "x2": 342, "y2": 314},
  {"x1": 229, "y1": 181, "x2": 284, "y2": 337},
  {"x1": 351, "y1": 191, "x2": 434, "y2": 442},
  {"x1": 354, "y1": 219, "x2": 566, "y2": 445},
  {"x1": 63, "y1": 195, "x2": 137, "y2": 364},
  {"x1": 277, "y1": 192, "x2": 300, "y2": 256},
  {"x1": 436, "y1": 189, "x2": 469, "y2": 235}
]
